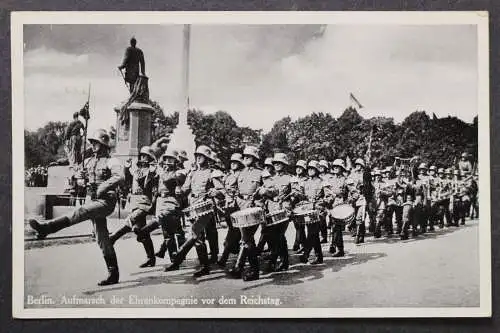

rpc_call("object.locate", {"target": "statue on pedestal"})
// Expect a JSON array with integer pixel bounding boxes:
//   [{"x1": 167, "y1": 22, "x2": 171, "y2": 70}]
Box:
[{"x1": 118, "y1": 37, "x2": 146, "y2": 93}]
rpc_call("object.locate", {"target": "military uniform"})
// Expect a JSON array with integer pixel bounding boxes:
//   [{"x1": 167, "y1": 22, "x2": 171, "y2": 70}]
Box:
[
  {"x1": 30, "y1": 129, "x2": 124, "y2": 286},
  {"x1": 261, "y1": 167, "x2": 293, "y2": 272},
  {"x1": 229, "y1": 161, "x2": 263, "y2": 281},
  {"x1": 348, "y1": 161, "x2": 373, "y2": 244},
  {"x1": 372, "y1": 174, "x2": 394, "y2": 238},
  {"x1": 323, "y1": 172, "x2": 347, "y2": 254}
]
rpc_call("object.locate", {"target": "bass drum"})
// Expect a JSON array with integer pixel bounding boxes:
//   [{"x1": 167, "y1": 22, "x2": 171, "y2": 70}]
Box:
[{"x1": 329, "y1": 203, "x2": 355, "y2": 225}]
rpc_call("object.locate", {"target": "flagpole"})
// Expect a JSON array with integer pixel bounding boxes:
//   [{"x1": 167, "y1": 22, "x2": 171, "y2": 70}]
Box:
[{"x1": 81, "y1": 83, "x2": 91, "y2": 166}]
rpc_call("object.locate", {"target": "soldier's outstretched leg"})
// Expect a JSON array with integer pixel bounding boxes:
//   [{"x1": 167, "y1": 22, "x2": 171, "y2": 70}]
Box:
[
  {"x1": 29, "y1": 216, "x2": 72, "y2": 240},
  {"x1": 164, "y1": 237, "x2": 196, "y2": 272},
  {"x1": 109, "y1": 224, "x2": 132, "y2": 245},
  {"x1": 193, "y1": 241, "x2": 210, "y2": 277}
]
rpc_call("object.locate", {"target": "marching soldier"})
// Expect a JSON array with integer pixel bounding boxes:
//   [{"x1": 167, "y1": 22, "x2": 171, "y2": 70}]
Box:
[
  {"x1": 260, "y1": 153, "x2": 293, "y2": 273},
  {"x1": 381, "y1": 166, "x2": 396, "y2": 235},
  {"x1": 228, "y1": 146, "x2": 263, "y2": 281},
  {"x1": 348, "y1": 158, "x2": 373, "y2": 244},
  {"x1": 30, "y1": 129, "x2": 124, "y2": 286},
  {"x1": 298, "y1": 160, "x2": 324, "y2": 264},
  {"x1": 414, "y1": 163, "x2": 430, "y2": 234},
  {"x1": 372, "y1": 169, "x2": 393, "y2": 238},
  {"x1": 108, "y1": 145, "x2": 159, "y2": 268},
  {"x1": 317, "y1": 159, "x2": 331, "y2": 243},
  {"x1": 398, "y1": 168, "x2": 417, "y2": 240},
  {"x1": 143, "y1": 148, "x2": 186, "y2": 263},
  {"x1": 324, "y1": 158, "x2": 347, "y2": 255},
  {"x1": 217, "y1": 153, "x2": 244, "y2": 268},
  {"x1": 164, "y1": 145, "x2": 222, "y2": 277},
  {"x1": 291, "y1": 159, "x2": 308, "y2": 252},
  {"x1": 256, "y1": 157, "x2": 275, "y2": 255}
]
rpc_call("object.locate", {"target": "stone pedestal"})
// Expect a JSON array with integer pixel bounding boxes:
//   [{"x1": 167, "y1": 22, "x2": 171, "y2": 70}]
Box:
[{"x1": 113, "y1": 101, "x2": 154, "y2": 162}]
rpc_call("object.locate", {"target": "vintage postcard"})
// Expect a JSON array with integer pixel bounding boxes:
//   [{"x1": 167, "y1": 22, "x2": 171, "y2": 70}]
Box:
[{"x1": 12, "y1": 11, "x2": 491, "y2": 318}]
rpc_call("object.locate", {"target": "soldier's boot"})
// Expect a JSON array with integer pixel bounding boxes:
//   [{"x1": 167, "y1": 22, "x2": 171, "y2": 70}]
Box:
[
  {"x1": 217, "y1": 246, "x2": 231, "y2": 268},
  {"x1": 373, "y1": 220, "x2": 382, "y2": 238},
  {"x1": 139, "y1": 236, "x2": 156, "y2": 268},
  {"x1": 311, "y1": 238, "x2": 323, "y2": 264},
  {"x1": 109, "y1": 225, "x2": 131, "y2": 245},
  {"x1": 228, "y1": 246, "x2": 248, "y2": 279},
  {"x1": 243, "y1": 247, "x2": 259, "y2": 282},
  {"x1": 354, "y1": 224, "x2": 365, "y2": 244},
  {"x1": 137, "y1": 220, "x2": 159, "y2": 241},
  {"x1": 193, "y1": 244, "x2": 210, "y2": 278},
  {"x1": 166, "y1": 237, "x2": 178, "y2": 262},
  {"x1": 299, "y1": 236, "x2": 312, "y2": 263},
  {"x1": 29, "y1": 216, "x2": 71, "y2": 240},
  {"x1": 155, "y1": 241, "x2": 168, "y2": 259},
  {"x1": 329, "y1": 243, "x2": 337, "y2": 254},
  {"x1": 276, "y1": 238, "x2": 289, "y2": 271},
  {"x1": 98, "y1": 253, "x2": 119, "y2": 286},
  {"x1": 164, "y1": 238, "x2": 196, "y2": 272}
]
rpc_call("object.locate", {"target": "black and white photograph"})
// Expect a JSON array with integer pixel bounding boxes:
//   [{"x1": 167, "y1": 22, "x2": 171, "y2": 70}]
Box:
[{"x1": 12, "y1": 12, "x2": 491, "y2": 318}]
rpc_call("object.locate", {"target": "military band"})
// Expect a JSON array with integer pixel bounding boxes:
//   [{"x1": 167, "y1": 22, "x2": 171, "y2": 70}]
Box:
[{"x1": 29, "y1": 129, "x2": 480, "y2": 285}]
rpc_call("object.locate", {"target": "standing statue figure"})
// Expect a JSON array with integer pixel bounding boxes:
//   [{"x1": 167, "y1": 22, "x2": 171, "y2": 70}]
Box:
[
  {"x1": 64, "y1": 112, "x2": 84, "y2": 167},
  {"x1": 118, "y1": 37, "x2": 146, "y2": 93}
]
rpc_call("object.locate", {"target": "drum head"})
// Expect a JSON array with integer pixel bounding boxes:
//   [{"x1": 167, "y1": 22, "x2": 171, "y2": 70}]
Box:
[{"x1": 331, "y1": 204, "x2": 354, "y2": 220}]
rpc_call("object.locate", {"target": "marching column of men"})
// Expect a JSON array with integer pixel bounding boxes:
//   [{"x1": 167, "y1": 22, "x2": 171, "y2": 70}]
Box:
[{"x1": 29, "y1": 129, "x2": 479, "y2": 285}]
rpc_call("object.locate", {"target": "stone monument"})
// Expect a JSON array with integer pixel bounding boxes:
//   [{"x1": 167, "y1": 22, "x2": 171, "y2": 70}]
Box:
[{"x1": 113, "y1": 75, "x2": 155, "y2": 162}]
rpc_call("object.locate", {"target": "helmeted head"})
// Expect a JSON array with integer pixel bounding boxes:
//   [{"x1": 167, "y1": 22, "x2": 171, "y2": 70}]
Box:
[
  {"x1": 272, "y1": 153, "x2": 289, "y2": 173},
  {"x1": 139, "y1": 146, "x2": 156, "y2": 164},
  {"x1": 295, "y1": 160, "x2": 307, "y2": 175},
  {"x1": 242, "y1": 146, "x2": 260, "y2": 167},
  {"x1": 418, "y1": 162, "x2": 428, "y2": 175},
  {"x1": 178, "y1": 150, "x2": 189, "y2": 162},
  {"x1": 161, "y1": 148, "x2": 179, "y2": 168},
  {"x1": 331, "y1": 159, "x2": 345, "y2": 174},
  {"x1": 230, "y1": 153, "x2": 244, "y2": 171},
  {"x1": 88, "y1": 129, "x2": 110, "y2": 152},
  {"x1": 194, "y1": 145, "x2": 212, "y2": 166},
  {"x1": 429, "y1": 165, "x2": 437, "y2": 176},
  {"x1": 445, "y1": 168, "x2": 453, "y2": 178},
  {"x1": 437, "y1": 167, "x2": 445, "y2": 177},
  {"x1": 318, "y1": 160, "x2": 329, "y2": 174},
  {"x1": 461, "y1": 152, "x2": 468, "y2": 160},
  {"x1": 307, "y1": 160, "x2": 319, "y2": 177},
  {"x1": 354, "y1": 158, "x2": 365, "y2": 170},
  {"x1": 263, "y1": 157, "x2": 274, "y2": 173},
  {"x1": 130, "y1": 37, "x2": 137, "y2": 47},
  {"x1": 372, "y1": 168, "x2": 381, "y2": 181},
  {"x1": 382, "y1": 166, "x2": 391, "y2": 178}
]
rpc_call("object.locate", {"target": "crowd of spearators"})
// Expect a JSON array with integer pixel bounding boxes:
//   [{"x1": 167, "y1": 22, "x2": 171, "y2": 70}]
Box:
[{"x1": 29, "y1": 128, "x2": 479, "y2": 286}]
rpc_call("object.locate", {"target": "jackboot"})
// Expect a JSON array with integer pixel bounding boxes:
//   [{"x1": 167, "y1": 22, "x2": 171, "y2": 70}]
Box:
[
  {"x1": 166, "y1": 237, "x2": 178, "y2": 262},
  {"x1": 164, "y1": 238, "x2": 196, "y2": 272},
  {"x1": 137, "y1": 220, "x2": 159, "y2": 241},
  {"x1": 228, "y1": 246, "x2": 247, "y2": 279},
  {"x1": 193, "y1": 244, "x2": 210, "y2": 278},
  {"x1": 98, "y1": 253, "x2": 119, "y2": 286},
  {"x1": 243, "y1": 247, "x2": 259, "y2": 281},
  {"x1": 155, "y1": 240, "x2": 168, "y2": 259},
  {"x1": 29, "y1": 216, "x2": 71, "y2": 240},
  {"x1": 139, "y1": 236, "x2": 156, "y2": 268},
  {"x1": 109, "y1": 225, "x2": 131, "y2": 245},
  {"x1": 373, "y1": 221, "x2": 382, "y2": 238}
]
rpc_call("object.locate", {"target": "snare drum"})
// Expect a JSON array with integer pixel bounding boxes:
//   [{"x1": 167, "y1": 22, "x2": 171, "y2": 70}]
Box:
[
  {"x1": 293, "y1": 202, "x2": 319, "y2": 225},
  {"x1": 183, "y1": 200, "x2": 213, "y2": 221},
  {"x1": 265, "y1": 209, "x2": 289, "y2": 226},
  {"x1": 330, "y1": 203, "x2": 355, "y2": 225},
  {"x1": 231, "y1": 207, "x2": 265, "y2": 228}
]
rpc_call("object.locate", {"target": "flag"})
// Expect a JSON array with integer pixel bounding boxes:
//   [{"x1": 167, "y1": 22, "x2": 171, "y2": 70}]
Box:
[
  {"x1": 79, "y1": 101, "x2": 90, "y2": 120},
  {"x1": 349, "y1": 93, "x2": 364, "y2": 110}
]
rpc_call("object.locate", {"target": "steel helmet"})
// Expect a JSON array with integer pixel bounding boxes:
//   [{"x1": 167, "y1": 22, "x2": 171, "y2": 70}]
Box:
[
  {"x1": 264, "y1": 157, "x2": 274, "y2": 167},
  {"x1": 418, "y1": 163, "x2": 428, "y2": 170},
  {"x1": 88, "y1": 129, "x2": 110, "y2": 147},
  {"x1": 273, "y1": 153, "x2": 289, "y2": 166},
  {"x1": 429, "y1": 165, "x2": 437, "y2": 171},
  {"x1": 383, "y1": 166, "x2": 392, "y2": 174},
  {"x1": 331, "y1": 159, "x2": 346, "y2": 170},
  {"x1": 461, "y1": 152, "x2": 468, "y2": 158},
  {"x1": 139, "y1": 146, "x2": 156, "y2": 161},
  {"x1": 354, "y1": 158, "x2": 365, "y2": 168},
  {"x1": 319, "y1": 160, "x2": 329, "y2": 169},
  {"x1": 210, "y1": 151, "x2": 218, "y2": 162},
  {"x1": 438, "y1": 168, "x2": 445, "y2": 174},
  {"x1": 243, "y1": 146, "x2": 260, "y2": 160},
  {"x1": 194, "y1": 145, "x2": 212, "y2": 159},
  {"x1": 445, "y1": 168, "x2": 452, "y2": 175},
  {"x1": 178, "y1": 150, "x2": 189, "y2": 161},
  {"x1": 162, "y1": 147, "x2": 179, "y2": 161},
  {"x1": 307, "y1": 160, "x2": 319, "y2": 171},
  {"x1": 230, "y1": 153, "x2": 244, "y2": 165},
  {"x1": 295, "y1": 160, "x2": 307, "y2": 170}
]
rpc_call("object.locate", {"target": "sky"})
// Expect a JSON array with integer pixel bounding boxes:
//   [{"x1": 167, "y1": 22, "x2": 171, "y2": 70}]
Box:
[{"x1": 23, "y1": 24, "x2": 478, "y2": 134}]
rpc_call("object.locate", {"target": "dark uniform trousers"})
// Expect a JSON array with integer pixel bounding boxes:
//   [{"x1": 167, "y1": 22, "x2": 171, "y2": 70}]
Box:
[
  {"x1": 221, "y1": 205, "x2": 241, "y2": 257},
  {"x1": 401, "y1": 202, "x2": 416, "y2": 239},
  {"x1": 156, "y1": 199, "x2": 184, "y2": 259}
]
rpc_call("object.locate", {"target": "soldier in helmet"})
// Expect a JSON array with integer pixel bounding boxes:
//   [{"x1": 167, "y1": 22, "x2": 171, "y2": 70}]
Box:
[
  {"x1": 217, "y1": 153, "x2": 244, "y2": 268},
  {"x1": 324, "y1": 158, "x2": 348, "y2": 256},
  {"x1": 297, "y1": 160, "x2": 325, "y2": 264},
  {"x1": 372, "y1": 168, "x2": 394, "y2": 238},
  {"x1": 458, "y1": 152, "x2": 473, "y2": 175},
  {"x1": 228, "y1": 146, "x2": 263, "y2": 281},
  {"x1": 107, "y1": 145, "x2": 159, "y2": 268},
  {"x1": 290, "y1": 159, "x2": 308, "y2": 253},
  {"x1": 204, "y1": 151, "x2": 221, "y2": 263},
  {"x1": 164, "y1": 145, "x2": 222, "y2": 277},
  {"x1": 347, "y1": 157, "x2": 373, "y2": 244},
  {"x1": 259, "y1": 153, "x2": 293, "y2": 273},
  {"x1": 30, "y1": 129, "x2": 124, "y2": 286},
  {"x1": 398, "y1": 168, "x2": 417, "y2": 240},
  {"x1": 256, "y1": 157, "x2": 275, "y2": 255},
  {"x1": 317, "y1": 159, "x2": 331, "y2": 243},
  {"x1": 414, "y1": 163, "x2": 430, "y2": 234}
]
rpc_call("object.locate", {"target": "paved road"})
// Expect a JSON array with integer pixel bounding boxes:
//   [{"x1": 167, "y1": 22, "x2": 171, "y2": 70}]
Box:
[{"x1": 24, "y1": 219, "x2": 480, "y2": 308}]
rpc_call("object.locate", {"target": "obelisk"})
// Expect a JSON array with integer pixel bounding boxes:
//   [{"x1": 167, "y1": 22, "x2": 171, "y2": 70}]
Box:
[{"x1": 167, "y1": 24, "x2": 196, "y2": 166}]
